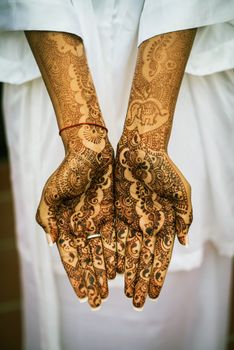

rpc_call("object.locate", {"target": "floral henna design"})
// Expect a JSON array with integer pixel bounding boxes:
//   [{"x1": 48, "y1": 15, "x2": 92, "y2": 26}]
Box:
[
  {"x1": 124, "y1": 229, "x2": 142, "y2": 297},
  {"x1": 133, "y1": 201, "x2": 175, "y2": 307},
  {"x1": 116, "y1": 30, "x2": 196, "y2": 308},
  {"x1": 26, "y1": 32, "x2": 105, "y2": 129},
  {"x1": 41, "y1": 138, "x2": 115, "y2": 308},
  {"x1": 26, "y1": 32, "x2": 116, "y2": 307},
  {"x1": 42, "y1": 137, "x2": 115, "y2": 307}
]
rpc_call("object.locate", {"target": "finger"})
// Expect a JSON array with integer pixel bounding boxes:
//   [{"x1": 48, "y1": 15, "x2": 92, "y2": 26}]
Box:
[
  {"x1": 124, "y1": 230, "x2": 142, "y2": 298},
  {"x1": 101, "y1": 221, "x2": 117, "y2": 280},
  {"x1": 85, "y1": 265, "x2": 102, "y2": 309},
  {"x1": 75, "y1": 235, "x2": 102, "y2": 307},
  {"x1": 64, "y1": 261, "x2": 87, "y2": 300},
  {"x1": 36, "y1": 197, "x2": 58, "y2": 244},
  {"x1": 77, "y1": 236, "x2": 102, "y2": 308},
  {"x1": 133, "y1": 230, "x2": 156, "y2": 309},
  {"x1": 89, "y1": 237, "x2": 109, "y2": 299},
  {"x1": 148, "y1": 225, "x2": 175, "y2": 299},
  {"x1": 174, "y1": 184, "x2": 193, "y2": 246},
  {"x1": 116, "y1": 218, "x2": 129, "y2": 273},
  {"x1": 57, "y1": 232, "x2": 87, "y2": 299},
  {"x1": 175, "y1": 204, "x2": 193, "y2": 246}
]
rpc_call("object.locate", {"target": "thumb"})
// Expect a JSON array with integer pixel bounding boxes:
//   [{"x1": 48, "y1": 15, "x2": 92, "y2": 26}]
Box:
[
  {"x1": 36, "y1": 195, "x2": 59, "y2": 245},
  {"x1": 175, "y1": 210, "x2": 193, "y2": 246}
]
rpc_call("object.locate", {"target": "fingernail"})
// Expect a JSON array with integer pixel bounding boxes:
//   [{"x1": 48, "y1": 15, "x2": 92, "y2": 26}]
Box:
[
  {"x1": 117, "y1": 271, "x2": 124, "y2": 275},
  {"x1": 185, "y1": 236, "x2": 189, "y2": 248},
  {"x1": 132, "y1": 305, "x2": 144, "y2": 312},
  {"x1": 90, "y1": 305, "x2": 102, "y2": 312},
  {"x1": 46, "y1": 233, "x2": 53, "y2": 246},
  {"x1": 78, "y1": 297, "x2": 88, "y2": 304},
  {"x1": 125, "y1": 288, "x2": 134, "y2": 298},
  {"x1": 150, "y1": 298, "x2": 158, "y2": 303}
]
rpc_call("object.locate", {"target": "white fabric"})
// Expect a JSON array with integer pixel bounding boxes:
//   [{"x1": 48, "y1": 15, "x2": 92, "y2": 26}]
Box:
[
  {"x1": 1, "y1": 1, "x2": 234, "y2": 349},
  {"x1": 0, "y1": 0, "x2": 234, "y2": 84},
  {"x1": 56, "y1": 243, "x2": 232, "y2": 350},
  {"x1": 3, "y1": 66, "x2": 234, "y2": 350},
  {"x1": 3, "y1": 79, "x2": 61, "y2": 350},
  {"x1": 169, "y1": 70, "x2": 234, "y2": 268},
  {"x1": 138, "y1": 0, "x2": 234, "y2": 45},
  {"x1": 186, "y1": 20, "x2": 234, "y2": 75}
]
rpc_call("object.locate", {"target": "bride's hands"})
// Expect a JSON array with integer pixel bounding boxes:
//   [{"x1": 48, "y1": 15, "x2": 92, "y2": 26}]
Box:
[
  {"x1": 115, "y1": 136, "x2": 192, "y2": 308},
  {"x1": 36, "y1": 126, "x2": 116, "y2": 308},
  {"x1": 25, "y1": 31, "x2": 117, "y2": 308},
  {"x1": 115, "y1": 29, "x2": 195, "y2": 308}
]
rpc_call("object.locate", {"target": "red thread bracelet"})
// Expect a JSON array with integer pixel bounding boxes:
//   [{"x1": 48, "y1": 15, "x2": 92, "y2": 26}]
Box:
[{"x1": 59, "y1": 122, "x2": 108, "y2": 136}]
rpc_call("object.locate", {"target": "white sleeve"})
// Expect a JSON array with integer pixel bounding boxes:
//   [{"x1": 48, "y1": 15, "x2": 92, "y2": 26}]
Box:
[
  {"x1": 0, "y1": 0, "x2": 83, "y2": 84},
  {"x1": 138, "y1": 0, "x2": 234, "y2": 75},
  {"x1": 0, "y1": 0, "x2": 82, "y2": 34},
  {"x1": 138, "y1": 0, "x2": 234, "y2": 45},
  {"x1": 186, "y1": 21, "x2": 234, "y2": 75}
]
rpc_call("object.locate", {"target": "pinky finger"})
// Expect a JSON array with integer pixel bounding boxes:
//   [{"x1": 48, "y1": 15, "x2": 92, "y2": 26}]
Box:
[
  {"x1": 85, "y1": 266, "x2": 102, "y2": 309},
  {"x1": 89, "y1": 237, "x2": 109, "y2": 299},
  {"x1": 148, "y1": 227, "x2": 175, "y2": 299},
  {"x1": 56, "y1": 233, "x2": 87, "y2": 300},
  {"x1": 64, "y1": 261, "x2": 87, "y2": 300}
]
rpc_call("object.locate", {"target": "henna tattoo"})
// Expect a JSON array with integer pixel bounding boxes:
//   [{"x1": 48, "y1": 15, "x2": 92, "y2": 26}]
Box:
[
  {"x1": 26, "y1": 32, "x2": 105, "y2": 132},
  {"x1": 124, "y1": 30, "x2": 195, "y2": 150},
  {"x1": 124, "y1": 230, "x2": 142, "y2": 297},
  {"x1": 116, "y1": 30, "x2": 196, "y2": 308},
  {"x1": 26, "y1": 32, "x2": 116, "y2": 308}
]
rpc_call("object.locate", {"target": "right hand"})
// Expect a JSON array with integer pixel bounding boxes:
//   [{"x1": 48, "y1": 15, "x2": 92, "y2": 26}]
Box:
[
  {"x1": 36, "y1": 125, "x2": 116, "y2": 308},
  {"x1": 115, "y1": 134, "x2": 193, "y2": 308}
]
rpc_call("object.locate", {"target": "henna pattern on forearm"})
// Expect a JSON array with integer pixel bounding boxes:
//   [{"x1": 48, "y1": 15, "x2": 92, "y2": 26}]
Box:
[
  {"x1": 124, "y1": 30, "x2": 195, "y2": 150},
  {"x1": 26, "y1": 32, "x2": 116, "y2": 308},
  {"x1": 115, "y1": 30, "x2": 196, "y2": 308},
  {"x1": 26, "y1": 32, "x2": 105, "y2": 133}
]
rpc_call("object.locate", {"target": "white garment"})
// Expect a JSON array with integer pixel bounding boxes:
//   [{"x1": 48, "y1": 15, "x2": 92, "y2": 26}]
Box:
[
  {"x1": 3, "y1": 68, "x2": 233, "y2": 350},
  {"x1": 1, "y1": 1, "x2": 234, "y2": 349},
  {"x1": 1, "y1": 0, "x2": 234, "y2": 84}
]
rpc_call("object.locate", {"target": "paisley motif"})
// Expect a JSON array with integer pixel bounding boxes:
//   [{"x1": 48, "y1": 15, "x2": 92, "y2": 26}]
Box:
[
  {"x1": 26, "y1": 31, "x2": 116, "y2": 308},
  {"x1": 115, "y1": 29, "x2": 195, "y2": 308}
]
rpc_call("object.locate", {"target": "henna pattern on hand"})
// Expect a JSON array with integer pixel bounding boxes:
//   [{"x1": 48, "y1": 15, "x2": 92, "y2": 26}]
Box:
[
  {"x1": 115, "y1": 30, "x2": 196, "y2": 308},
  {"x1": 26, "y1": 32, "x2": 116, "y2": 308},
  {"x1": 37, "y1": 127, "x2": 116, "y2": 308}
]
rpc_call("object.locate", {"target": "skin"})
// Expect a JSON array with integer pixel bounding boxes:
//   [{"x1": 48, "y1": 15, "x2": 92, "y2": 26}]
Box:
[
  {"x1": 25, "y1": 32, "x2": 116, "y2": 308},
  {"x1": 26, "y1": 29, "x2": 196, "y2": 309},
  {"x1": 115, "y1": 29, "x2": 196, "y2": 308}
]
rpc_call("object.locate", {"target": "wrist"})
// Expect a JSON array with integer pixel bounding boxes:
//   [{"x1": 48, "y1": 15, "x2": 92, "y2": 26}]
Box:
[
  {"x1": 120, "y1": 126, "x2": 169, "y2": 153},
  {"x1": 61, "y1": 123, "x2": 108, "y2": 154}
]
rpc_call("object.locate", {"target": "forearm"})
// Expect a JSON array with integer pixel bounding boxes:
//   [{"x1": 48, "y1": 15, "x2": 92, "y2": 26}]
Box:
[
  {"x1": 25, "y1": 31, "x2": 105, "y2": 149},
  {"x1": 124, "y1": 29, "x2": 196, "y2": 151}
]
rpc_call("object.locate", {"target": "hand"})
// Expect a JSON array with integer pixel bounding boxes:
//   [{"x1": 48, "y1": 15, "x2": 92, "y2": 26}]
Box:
[
  {"x1": 25, "y1": 31, "x2": 117, "y2": 307},
  {"x1": 36, "y1": 126, "x2": 116, "y2": 308},
  {"x1": 115, "y1": 30, "x2": 195, "y2": 308},
  {"x1": 115, "y1": 134, "x2": 192, "y2": 308}
]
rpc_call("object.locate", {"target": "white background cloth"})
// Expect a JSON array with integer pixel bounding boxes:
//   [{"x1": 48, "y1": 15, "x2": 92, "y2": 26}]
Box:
[
  {"x1": 1, "y1": 0, "x2": 234, "y2": 84},
  {"x1": 0, "y1": 1, "x2": 234, "y2": 349}
]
